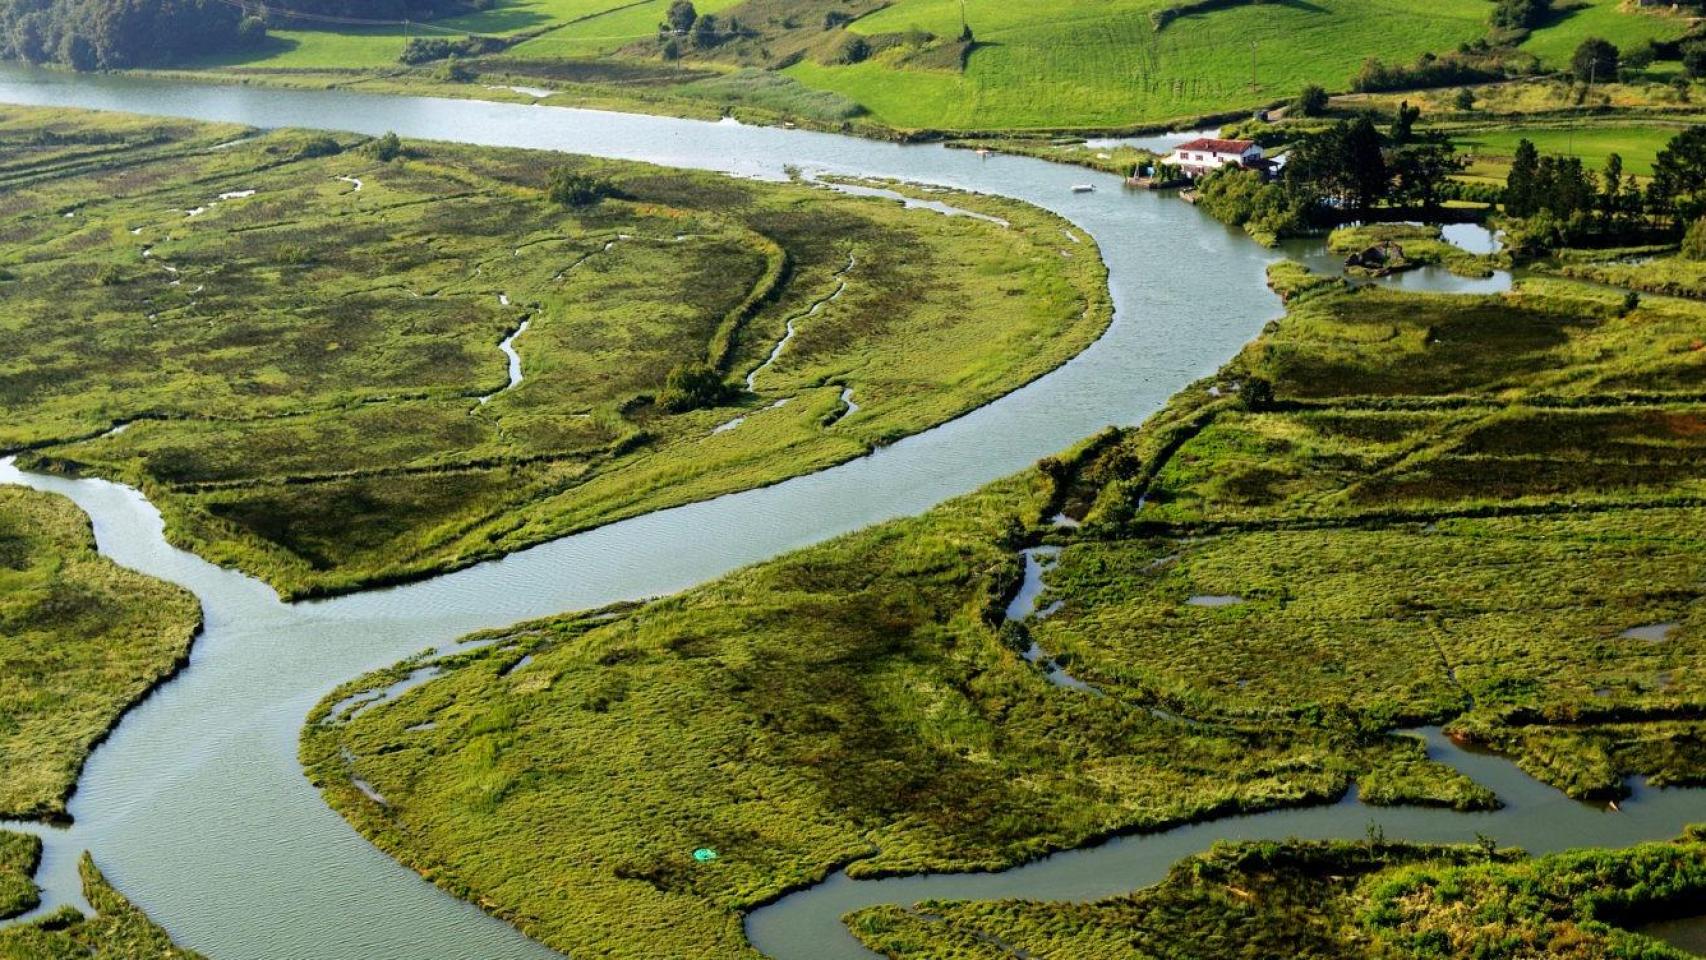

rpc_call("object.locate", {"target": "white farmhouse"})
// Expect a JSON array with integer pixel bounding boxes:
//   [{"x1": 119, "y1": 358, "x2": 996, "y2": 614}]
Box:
[{"x1": 1165, "y1": 137, "x2": 1265, "y2": 179}]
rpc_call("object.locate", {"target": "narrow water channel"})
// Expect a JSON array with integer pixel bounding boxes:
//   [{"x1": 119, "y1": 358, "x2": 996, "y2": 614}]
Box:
[{"x1": 0, "y1": 64, "x2": 1695, "y2": 959}]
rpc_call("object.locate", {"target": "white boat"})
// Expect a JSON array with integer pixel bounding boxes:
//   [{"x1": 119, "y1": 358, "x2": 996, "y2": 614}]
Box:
[{"x1": 1071, "y1": 184, "x2": 1095, "y2": 193}]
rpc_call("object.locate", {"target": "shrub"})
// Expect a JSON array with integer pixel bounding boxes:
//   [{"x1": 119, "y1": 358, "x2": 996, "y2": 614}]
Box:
[
  {"x1": 1453, "y1": 87, "x2": 1477, "y2": 111},
  {"x1": 657, "y1": 363, "x2": 732, "y2": 412},
  {"x1": 294, "y1": 135, "x2": 342, "y2": 159},
  {"x1": 437, "y1": 57, "x2": 476, "y2": 83},
  {"x1": 839, "y1": 35, "x2": 871, "y2": 64},
  {"x1": 1683, "y1": 217, "x2": 1706, "y2": 261},
  {"x1": 1293, "y1": 84, "x2": 1329, "y2": 117},
  {"x1": 546, "y1": 168, "x2": 613, "y2": 207},
  {"x1": 365, "y1": 132, "x2": 402, "y2": 162}
]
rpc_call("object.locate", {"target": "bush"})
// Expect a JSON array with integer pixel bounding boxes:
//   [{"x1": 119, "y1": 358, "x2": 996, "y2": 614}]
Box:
[
  {"x1": 365, "y1": 132, "x2": 402, "y2": 162},
  {"x1": 838, "y1": 34, "x2": 871, "y2": 64},
  {"x1": 657, "y1": 363, "x2": 732, "y2": 412},
  {"x1": 1294, "y1": 84, "x2": 1329, "y2": 117},
  {"x1": 294, "y1": 135, "x2": 342, "y2": 159},
  {"x1": 546, "y1": 168, "x2": 613, "y2": 207},
  {"x1": 1683, "y1": 217, "x2": 1706, "y2": 261},
  {"x1": 1453, "y1": 87, "x2": 1477, "y2": 111},
  {"x1": 437, "y1": 57, "x2": 477, "y2": 83}
]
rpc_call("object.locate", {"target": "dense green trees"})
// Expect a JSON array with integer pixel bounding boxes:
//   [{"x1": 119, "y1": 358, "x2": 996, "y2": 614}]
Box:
[
  {"x1": 0, "y1": 0, "x2": 256, "y2": 70},
  {"x1": 1569, "y1": 36, "x2": 1618, "y2": 83},
  {"x1": 1651, "y1": 126, "x2": 1706, "y2": 222}
]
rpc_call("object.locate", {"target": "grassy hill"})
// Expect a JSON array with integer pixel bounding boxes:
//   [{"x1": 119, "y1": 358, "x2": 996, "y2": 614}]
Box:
[{"x1": 160, "y1": 0, "x2": 1696, "y2": 131}]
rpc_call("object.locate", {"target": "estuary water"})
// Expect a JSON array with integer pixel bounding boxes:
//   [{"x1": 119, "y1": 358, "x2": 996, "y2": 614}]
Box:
[{"x1": 0, "y1": 63, "x2": 1696, "y2": 959}]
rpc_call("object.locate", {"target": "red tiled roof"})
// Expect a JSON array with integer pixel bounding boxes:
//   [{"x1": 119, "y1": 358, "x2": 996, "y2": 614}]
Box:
[{"x1": 1171, "y1": 137, "x2": 1257, "y2": 155}]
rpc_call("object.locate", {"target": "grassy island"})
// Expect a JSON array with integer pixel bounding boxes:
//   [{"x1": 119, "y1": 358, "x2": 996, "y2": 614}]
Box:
[
  {"x1": 306, "y1": 259, "x2": 1706, "y2": 957},
  {"x1": 0, "y1": 486, "x2": 200, "y2": 822},
  {"x1": 0, "y1": 105, "x2": 1109, "y2": 598}
]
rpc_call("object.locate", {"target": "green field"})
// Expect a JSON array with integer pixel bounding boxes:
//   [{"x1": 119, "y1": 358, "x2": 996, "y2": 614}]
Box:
[
  {"x1": 0, "y1": 849, "x2": 205, "y2": 958},
  {"x1": 1519, "y1": 0, "x2": 1693, "y2": 67},
  {"x1": 0, "y1": 107, "x2": 1109, "y2": 598},
  {"x1": 1455, "y1": 122, "x2": 1687, "y2": 177},
  {"x1": 187, "y1": 0, "x2": 650, "y2": 70},
  {"x1": 783, "y1": 0, "x2": 1492, "y2": 129},
  {"x1": 0, "y1": 486, "x2": 201, "y2": 822},
  {"x1": 849, "y1": 832, "x2": 1706, "y2": 959},
  {"x1": 309, "y1": 261, "x2": 1706, "y2": 957},
  {"x1": 168, "y1": 0, "x2": 1697, "y2": 131}
]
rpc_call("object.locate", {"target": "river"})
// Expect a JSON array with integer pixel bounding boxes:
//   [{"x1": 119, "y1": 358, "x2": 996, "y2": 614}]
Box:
[{"x1": 0, "y1": 63, "x2": 1696, "y2": 960}]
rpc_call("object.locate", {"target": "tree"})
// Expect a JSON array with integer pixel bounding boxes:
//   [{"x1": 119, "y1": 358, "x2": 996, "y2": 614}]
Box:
[
  {"x1": 1570, "y1": 37, "x2": 1617, "y2": 83},
  {"x1": 1391, "y1": 140, "x2": 1466, "y2": 212},
  {"x1": 690, "y1": 13, "x2": 720, "y2": 48},
  {"x1": 1390, "y1": 100, "x2": 1421, "y2": 143},
  {"x1": 663, "y1": 0, "x2": 696, "y2": 34},
  {"x1": 236, "y1": 15, "x2": 266, "y2": 48},
  {"x1": 660, "y1": 37, "x2": 680, "y2": 60},
  {"x1": 1293, "y1": 84, "x2": 1329, "y2": 117},
  {"x1": 1343, "y1": 116, "x2": 1389, "y2": 213},
  {"x1": 58, "y1": 31, "x2": 95, "y2": 70},
  {"x1": 546, "y1": 167, "x2": 612, "y2": 208},
  {"x1": 1453, "y1": 86, "x2": 1477, "y2": 111},
  {"x1": 1650, "y1": 126, "x2": 1706, "y2": 222},
  {"x1": 1683, "y1": 41, "x2": 1706, "y2": 80},
  {"x1": 1504, "y1": 138, "x2": 1541, "y2": 217}
]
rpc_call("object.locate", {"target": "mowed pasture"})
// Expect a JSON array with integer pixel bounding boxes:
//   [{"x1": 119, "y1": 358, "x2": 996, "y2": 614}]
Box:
[
  {"x1": 311, "y1": 268, "x2": 1706, "y2": 958},
  {"x1": 0, "y1": 106, "x2": 1109, "y2": 598},
  {"x1": 787, "y1": 0, "x2": 1493, "y2": 129}
]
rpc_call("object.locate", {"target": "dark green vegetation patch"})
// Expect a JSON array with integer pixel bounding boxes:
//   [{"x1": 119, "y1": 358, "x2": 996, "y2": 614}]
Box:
[
  {"x1": 0, "y1": 106, "x2": 1110, "y2": 597},
  {"x1": 848, "y1": 831, "x2": 1706, "y2": 959}
]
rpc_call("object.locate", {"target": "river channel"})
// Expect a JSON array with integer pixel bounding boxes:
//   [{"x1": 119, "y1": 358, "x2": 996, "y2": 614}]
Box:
[{"x1": 0, "y1": 63, "x2": 1697, "y2": 959}]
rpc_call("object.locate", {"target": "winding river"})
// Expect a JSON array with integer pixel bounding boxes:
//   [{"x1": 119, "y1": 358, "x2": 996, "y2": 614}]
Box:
[{"x1": 0, "y1": 63, "x2": 1698, "y2": 959}]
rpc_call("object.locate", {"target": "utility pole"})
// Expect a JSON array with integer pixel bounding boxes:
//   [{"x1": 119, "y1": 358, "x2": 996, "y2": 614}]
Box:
[{"x1": 1249, "y1": 40, "x2": 1258, "y2": 91}]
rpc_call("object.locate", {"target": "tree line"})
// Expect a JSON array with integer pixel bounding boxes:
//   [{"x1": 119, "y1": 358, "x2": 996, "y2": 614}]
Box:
[{"x1": 0, "y1": 0, "x2": 475, "y2": 69}]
